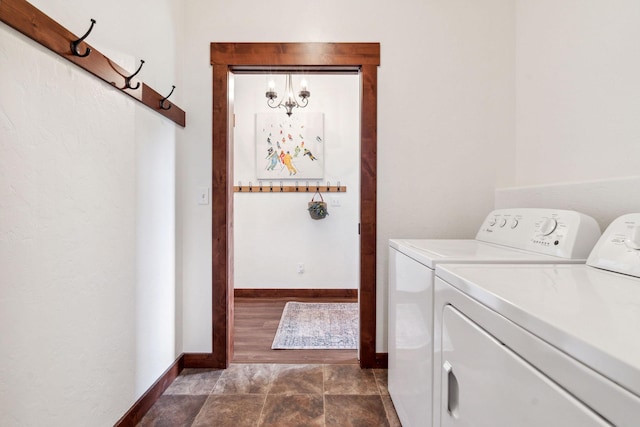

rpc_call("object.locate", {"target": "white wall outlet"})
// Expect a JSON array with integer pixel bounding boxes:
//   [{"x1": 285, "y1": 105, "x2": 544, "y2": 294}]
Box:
[
  {"x1": 297, "y1": 263, "x2": 304, "y2": 274},
  {"x1": 330, "y1": 197, "x2": 341, "y2": 207},
  {"x1": 198, "y1": 187, "x2": 210, "y2": 205}
]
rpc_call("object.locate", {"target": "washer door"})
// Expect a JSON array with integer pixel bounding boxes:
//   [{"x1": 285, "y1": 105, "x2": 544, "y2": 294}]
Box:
[{"x1": 440, "y1": 305, "x2": 610, "y2": 427}]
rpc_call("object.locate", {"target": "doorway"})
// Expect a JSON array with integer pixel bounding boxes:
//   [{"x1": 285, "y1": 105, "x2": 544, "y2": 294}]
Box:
[
  {"x1": 232, "y1": 72, "x2": 361, "y2": 363},
  {"x1": 187, "y1": 42, "x2": 380, "y2": 369}
]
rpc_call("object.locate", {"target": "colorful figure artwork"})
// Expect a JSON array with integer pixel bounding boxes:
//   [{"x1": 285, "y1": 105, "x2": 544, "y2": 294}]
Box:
[{"x1": 256, "y1": 113, "x2": 324, "y2": 179}]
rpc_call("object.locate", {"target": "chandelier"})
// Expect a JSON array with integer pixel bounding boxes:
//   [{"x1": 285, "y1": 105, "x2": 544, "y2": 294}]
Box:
[{"x1": 265, "y1": 74, "x2": 310, "y2": 116}]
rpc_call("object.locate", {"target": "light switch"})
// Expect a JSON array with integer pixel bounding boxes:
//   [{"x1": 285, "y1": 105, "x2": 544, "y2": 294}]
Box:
[{"x1": 198, "y1": 187, "x2": 210, "y2": 205}]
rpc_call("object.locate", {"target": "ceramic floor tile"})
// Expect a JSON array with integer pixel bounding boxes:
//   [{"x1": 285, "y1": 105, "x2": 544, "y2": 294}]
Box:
[
  {"x1": 191, "y1": 394, "x2": 265, "y2": 427},
  {"x1": 212, "y1": 363, "x2": 274, "y2": 394},
  {"x1": 163, "y1": 368, "x2": 223, "y2": 395},
  {"x1": 269, "y1": 364, "x2": 323, "y2": 395},
  {"x1": 373, "y1": 369, "x2": 390, "y2": 395},
  {"x1": 324, "y1": 364, "x2": 379, "y2": 395},
  {"x1": 259, "y1": 394, "x2": 324, "y2": 427},
  {"x1": 140, "y1": 363, "x2": 398, "y2": 426},
  {"x1": 381, "y1": 395, "x2": 402, "y2": 427},
  {"x1": 325, "y1": 394, "x2": 390, "y2": 427},
  {"x1": 137, "y1": 395, "x2": 207, "y2": 427}
]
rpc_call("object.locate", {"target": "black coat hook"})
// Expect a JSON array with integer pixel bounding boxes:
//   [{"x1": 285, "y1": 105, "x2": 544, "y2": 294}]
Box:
[
  {"x1": 70, "y1": 19, "x2": 96, "y2": 58},
  {"x1": 124, "y1": 60, "x2": 145, "y2": 90},
  {"x1": 160, "y1": 85, "x2": 176, "y2": 110}
]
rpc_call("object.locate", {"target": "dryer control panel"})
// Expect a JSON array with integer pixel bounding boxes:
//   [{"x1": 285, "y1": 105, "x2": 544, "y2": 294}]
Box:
[
  {"x1": 587, "y1": 213, "x2": 640, "y2": 277},
  {"x1": 476, "y1": 208, "x2": 601, "y2": 259}
]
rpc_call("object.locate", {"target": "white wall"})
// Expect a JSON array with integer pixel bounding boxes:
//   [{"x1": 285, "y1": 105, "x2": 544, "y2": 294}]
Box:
[
  {"x1": 233, "y1": 74, "x2": 360, "y2": 289},
  {"x1": 177, "y1": 0, "x2": 515, "y2": 352},
  {"x1": 496, "y1": 177, "x2": 640, "y2": 232},
  {"x1": 501, "y1": 1, "x2": 640, "y2": 231},
  {"x1": 0, "y1": 0, "x2": 180, "y2": 424},
  {"x1": 515, "y1": 0, "x2": 640, "y2": 186}
]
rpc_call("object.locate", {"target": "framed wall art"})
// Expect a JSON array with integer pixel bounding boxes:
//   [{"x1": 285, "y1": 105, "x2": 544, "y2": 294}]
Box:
[{"x1": 255, "y1": 112, "x2": 324, "y2": 179}]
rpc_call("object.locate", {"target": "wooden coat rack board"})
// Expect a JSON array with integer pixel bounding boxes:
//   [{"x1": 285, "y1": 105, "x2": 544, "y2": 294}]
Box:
[
  {"x1": 234, "y1": 183, "x2": 347, "y2": 193},
  {"x1": 0, "y1": 0, "x2": 186, "y2": 127}
]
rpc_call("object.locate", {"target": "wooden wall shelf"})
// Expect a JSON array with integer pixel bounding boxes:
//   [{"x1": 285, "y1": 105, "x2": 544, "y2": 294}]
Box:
[
  {"x1": 234, "y1": 185, "x2": 346, "y2": 193},
  {"x1": 0, "y1": 0, "x2": 186, "y2": 127}
]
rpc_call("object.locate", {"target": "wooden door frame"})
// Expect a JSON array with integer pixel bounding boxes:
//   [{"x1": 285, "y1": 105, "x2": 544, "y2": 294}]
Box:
[{"x1": 186, "y1": 42, "x2": 380, "y2": 369}]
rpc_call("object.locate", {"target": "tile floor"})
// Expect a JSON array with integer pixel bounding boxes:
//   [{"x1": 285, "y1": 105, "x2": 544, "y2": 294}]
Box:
[{"x1": 138, "y1": 364, "x2": 401, "y2": 426}]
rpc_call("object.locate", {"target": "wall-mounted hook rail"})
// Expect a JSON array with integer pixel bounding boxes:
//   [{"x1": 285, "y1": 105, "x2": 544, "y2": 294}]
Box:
[
  {"x1": 124, "y1": 59, "x2": 145, "y2": 90},
  {"x1": 234, "y1": 181, "x2": 346, "y2": 193},
  {"x1": 0, "y1": 0, "x2": 186, "y2": 127},
  {"x1": 160, "y1": 85, "x2": 175, "y2": 110},
  {"x1": 70, "y1": 18, "x2": 95, "y2": 57}
]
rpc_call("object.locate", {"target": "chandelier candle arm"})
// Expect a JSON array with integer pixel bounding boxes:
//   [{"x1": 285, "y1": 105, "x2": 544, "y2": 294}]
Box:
[{"x1": 265, "y1": 74, "x2": 310, "y2": 116}]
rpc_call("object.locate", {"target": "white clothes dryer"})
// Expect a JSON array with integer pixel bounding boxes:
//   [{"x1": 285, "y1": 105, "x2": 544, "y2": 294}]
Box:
[
  {"x1": 388, "y1": 208, "x2": 601, "y2": 427},
  {"x1": 433, "y1": 213, "x2": 640, "y2": 427}
]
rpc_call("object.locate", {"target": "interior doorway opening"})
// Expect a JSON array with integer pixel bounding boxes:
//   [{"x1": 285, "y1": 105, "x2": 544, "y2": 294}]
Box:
[
  {"x1": 231, "y1": 71, "x2": 361, "y2": 363},
  {"x1": 188, "y1": 43, "x2": 380, "y2": 370}
]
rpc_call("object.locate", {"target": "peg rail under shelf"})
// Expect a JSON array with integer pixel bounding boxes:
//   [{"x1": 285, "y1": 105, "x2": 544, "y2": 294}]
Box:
[{"x1": 234, "y1": 185, "x2": 347, "y2": 193}]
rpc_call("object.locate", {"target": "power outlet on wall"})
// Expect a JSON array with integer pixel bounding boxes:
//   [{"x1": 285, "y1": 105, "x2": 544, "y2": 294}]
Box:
[{"x1": 297, "y1": 263, "x2": 304, "y2": 274}]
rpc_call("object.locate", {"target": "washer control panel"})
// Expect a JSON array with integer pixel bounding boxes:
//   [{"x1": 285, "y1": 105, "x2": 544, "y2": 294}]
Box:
[
  {"x1": 587, "y1": 213, "x2": 640, "y2": 277},
  {"x1": 476, "y1": 208, "x2": 601, "y2": 259}
]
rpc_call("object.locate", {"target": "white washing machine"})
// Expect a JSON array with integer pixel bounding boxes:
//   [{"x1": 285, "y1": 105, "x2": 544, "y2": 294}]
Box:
[
  {"x1": 388, "y1": 208, "x2": 602, "y2": 427},
  {"x1": 433, "y1": 213, "x2": 640, "y2": 427}
]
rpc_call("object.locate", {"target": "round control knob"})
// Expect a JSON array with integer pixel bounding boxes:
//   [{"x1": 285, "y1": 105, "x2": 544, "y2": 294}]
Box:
[
  {"x1": 539, "y1": 218, "x2": 558, "y2": 236},
  {"x1": 488, "y1": 218, "x2": 497, "y2": 226},
  {"x1": 499, "y1": 218, "x2": 507, "y2": 228},
  {"x1": 510, "y1": 219, "x2": 519, "y2": 229},
  {"x1": 625, "y1": 225, "x2": 640, "y2": 250}
]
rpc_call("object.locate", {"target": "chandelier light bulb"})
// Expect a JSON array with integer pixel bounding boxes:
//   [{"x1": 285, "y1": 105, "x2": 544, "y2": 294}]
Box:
[{"x1": 265, "y1": 74, "x2": 310, "y2": 116}]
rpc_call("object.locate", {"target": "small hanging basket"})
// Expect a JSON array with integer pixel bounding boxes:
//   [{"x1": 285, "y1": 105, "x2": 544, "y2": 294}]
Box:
[{"x1": 308, "y1": 191, "x2": 329, "y2": 220}]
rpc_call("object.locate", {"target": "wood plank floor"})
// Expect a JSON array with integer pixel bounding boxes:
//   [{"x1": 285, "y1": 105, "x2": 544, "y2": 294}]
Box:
[{"x1": 233, "y1": 297, "x2": 359, "y2": 364}]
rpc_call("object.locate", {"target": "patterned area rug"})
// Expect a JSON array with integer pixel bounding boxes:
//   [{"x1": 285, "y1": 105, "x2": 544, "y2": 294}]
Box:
[{"x1": 271, "y1": 302, "x2": 359, "y2": 350}]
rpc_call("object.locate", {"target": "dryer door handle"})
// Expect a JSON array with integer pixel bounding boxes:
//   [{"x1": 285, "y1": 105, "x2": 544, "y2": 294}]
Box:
[{"x1": 444, "y1": 361, "x2": 459, "y2": 418}]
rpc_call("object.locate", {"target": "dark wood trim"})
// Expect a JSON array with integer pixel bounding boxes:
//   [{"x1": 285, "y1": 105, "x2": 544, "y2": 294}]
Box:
[
  {"x1": 234, "y1": 184, "x2": 347, "y2": 193},
  {"x1": 375, "y1": 353, "x2": 388, "y2": 369},
  {"x1": 234, "y1": 288, "x2": 358, "y2": 299},
  {"x1": 211, "y1": 43, "x2": 380, "y2": 66},
  {"x1": 114, "y1": 354, "x2": 185, "y2": 427},
  {"x1": 183, "y1": 352, "x2": 225, "y2": 369},
  {"x1": 211, "y1": 42, "x2": 380, "y2": 369},
  {"x1": 358, "y1": 64, "x2": 378, "y2": 368},
  {"x1": 0, "y1": 0, "x2": 186, "y2": 126},
  {"x1": 212, "y1": 63, "x2": 233, "y2": 368}
]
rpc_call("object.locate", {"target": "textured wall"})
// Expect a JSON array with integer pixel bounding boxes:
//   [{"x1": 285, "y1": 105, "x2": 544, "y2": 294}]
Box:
[
  {"x1": 0, "y1": 0, "x2": 179, "y2": 424},
  {"x1": 0, "y1": 27, "x2": 137, "y2": 425},
  {"x1": 500, "y1": 1, "x2": 640, "y2": 242},
  {"x1": 515, "y1": 0, "x2": 640, "y2": 186},
  {"x1": 176, "y1": 0, "x2": 516, "y2": 352},
  {"x1": 496, "y1": 177, "x2": 640, "y2": 232}
]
